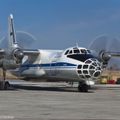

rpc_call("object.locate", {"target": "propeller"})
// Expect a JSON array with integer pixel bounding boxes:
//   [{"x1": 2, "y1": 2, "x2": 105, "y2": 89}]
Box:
[
  {"x1": 0, "y1": 31, "x2": 37, "y2": 77},
  {"x1": 12, "y1": 48, "x2": 24, "y2": 64},
  {"x1": 0, "y1": 31, "x2": 37, "y2": 64},
  {"x1": 89, "y1": 35, "x2": 120, "y2": 68},
  {"x1": 89, "y1": 35, "x2": 109, "y2": 53},
  {"x1": 0, "y1": 31, "x2": 37, "y2": 49},
  {"x1": 0, "y1": 14, "x2": 38, "y2": 89}
]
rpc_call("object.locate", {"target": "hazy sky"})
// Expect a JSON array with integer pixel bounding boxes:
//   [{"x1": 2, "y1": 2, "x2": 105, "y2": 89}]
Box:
[{"x1": 0, "y1": 0, "x2": 120, "y2": 49}]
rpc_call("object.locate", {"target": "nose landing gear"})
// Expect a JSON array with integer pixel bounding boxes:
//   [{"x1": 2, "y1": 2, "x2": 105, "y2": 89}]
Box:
[{"x1": 78, "y1": 81, "x2": 89, "y2": 92}]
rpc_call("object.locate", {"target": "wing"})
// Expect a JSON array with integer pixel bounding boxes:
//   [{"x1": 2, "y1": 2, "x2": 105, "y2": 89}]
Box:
[
  {"x1": 22, "y1": 49, "x2": 40, "y2": 63},
  {"x1": 23, "y1": 49, "x2": 39, "y2": 55},
  {"x1": 105, "y1": 52, "x2": 120, "y2": 57}
]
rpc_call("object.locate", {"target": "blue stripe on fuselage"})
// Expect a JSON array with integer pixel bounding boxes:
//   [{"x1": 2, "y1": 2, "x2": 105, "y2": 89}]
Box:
[
  {"x1": 21, "y1": 62, "x2": 77, "y2": 68},
  {"x1": 17, "y1": 62, "x2": 77, "y2": 74}
]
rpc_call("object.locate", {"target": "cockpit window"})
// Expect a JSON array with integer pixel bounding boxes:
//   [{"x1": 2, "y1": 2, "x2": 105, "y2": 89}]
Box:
[
  {"x1": 74, "y1": 49, "x2": 80, "y2": 54},
  {"x1": 81, "y1": 49, "x2": 87, "y2": 54},
  {"x1": 87, "y1": 50, "x2": 91, "y2": 54},
  {"x1": 65, "y1": 50, "x2": 69, "y2": 55},
  {"x1": 64, "y1": 48, "x2": 91, "y2": 58},
  {"x1": 69, "y1": 50, "x2": 72, "y2": 54},
  {"x1": 67, "y1": 54, "x2": 94, "y2": 62}
]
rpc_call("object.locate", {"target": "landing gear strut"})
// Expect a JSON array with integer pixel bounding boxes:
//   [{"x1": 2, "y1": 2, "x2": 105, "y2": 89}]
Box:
[
  {"x1": 0, "y1": 81, "x2": 10, "y2": 90},
  {"x1": 78, "y1": 81, "x2": 89, "y2": 92},
  {"x1": 0, "y1": 69, "x2": 10, "y2": 90}
]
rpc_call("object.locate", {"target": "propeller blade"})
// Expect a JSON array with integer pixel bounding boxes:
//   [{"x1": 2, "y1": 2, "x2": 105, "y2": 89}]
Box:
[
  {"x1": 0, "y1": 31, "x2": 37, "y2": 49},
  {"x1": 89, "y1": 35, "x2": 109, "y2": 53},
  {"x1": 89, "y1": 35, "x2": 120, "y2": 69},
  {"x1": 89, "y1": 35, "x2": 120, "y2": 53}
]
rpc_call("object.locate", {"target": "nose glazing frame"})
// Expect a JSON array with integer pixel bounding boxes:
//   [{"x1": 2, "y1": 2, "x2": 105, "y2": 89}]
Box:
[{"x1": 77, "y1": 58, "x2": 102, "y2": 79}]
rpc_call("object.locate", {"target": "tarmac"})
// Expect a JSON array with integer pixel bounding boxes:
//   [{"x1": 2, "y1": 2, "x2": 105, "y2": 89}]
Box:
[{"x1": 0, "y1": 81, "x2": 120, "y2": 120}]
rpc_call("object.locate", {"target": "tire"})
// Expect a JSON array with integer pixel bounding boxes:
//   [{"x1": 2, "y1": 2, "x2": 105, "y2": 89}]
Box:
[
  {"x1": 4, "y1": 81, "x2": 10, "y2": 90},
  {"x1": 78, "y1": 84, "x2": 88, "y2": 92}
]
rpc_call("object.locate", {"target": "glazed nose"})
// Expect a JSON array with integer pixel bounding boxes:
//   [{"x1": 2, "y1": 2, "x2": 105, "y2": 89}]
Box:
[{"x1": 77, "y1": 58, "x2": 102, "y2": 79}]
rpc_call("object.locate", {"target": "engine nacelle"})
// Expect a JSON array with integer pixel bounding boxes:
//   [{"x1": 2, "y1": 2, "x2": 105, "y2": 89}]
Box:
[
  {"x1": 99, "y1": 50, "x2": 111, "y2": 67},
  {"x1": 12, "y1": 48, "x2": 24, "y2": 64}
]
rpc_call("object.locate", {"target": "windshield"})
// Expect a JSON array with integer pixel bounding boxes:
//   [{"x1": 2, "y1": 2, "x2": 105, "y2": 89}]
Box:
[{"x1": 67, "y1": 54, "x2": 94, "y2": 62}]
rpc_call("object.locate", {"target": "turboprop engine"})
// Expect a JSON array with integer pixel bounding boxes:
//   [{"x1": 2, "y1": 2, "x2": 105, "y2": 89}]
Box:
[
  {"x1": 98, "y1": 50, "x2": 111, "y2": 67},
  {"x1": 12, "y1": 48, "x2": 24, "y2": 64}
]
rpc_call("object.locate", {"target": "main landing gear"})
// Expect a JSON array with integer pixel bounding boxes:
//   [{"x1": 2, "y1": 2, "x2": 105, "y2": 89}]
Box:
[
  {"x1": 0, "y1": 69, "x2": 10, "y2": 90},
  {"x1": 78, "y1": 81, "x2": 89, "y2": 92},
  {"x1": 0, "y1": 81, "x2": 10, "y2": 90}
]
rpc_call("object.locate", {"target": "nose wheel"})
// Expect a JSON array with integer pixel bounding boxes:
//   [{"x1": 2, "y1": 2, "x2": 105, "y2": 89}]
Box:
[{"x1": 78, "y1": 81, "x2": 89, "y2": 92}]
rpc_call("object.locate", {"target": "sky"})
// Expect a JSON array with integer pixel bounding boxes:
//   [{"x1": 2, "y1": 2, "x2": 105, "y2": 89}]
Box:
[{"x1": 0, "y1": 0, "x2": 120, "y2": 49}]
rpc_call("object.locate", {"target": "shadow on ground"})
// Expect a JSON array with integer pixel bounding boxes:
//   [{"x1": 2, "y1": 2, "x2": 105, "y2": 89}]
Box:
[{"x1": 10, "y1": 84, "x2": 94, "y2": 93}]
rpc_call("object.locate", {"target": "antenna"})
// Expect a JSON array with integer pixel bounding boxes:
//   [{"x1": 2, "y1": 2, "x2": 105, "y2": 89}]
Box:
[{"x1": 76, "y1": 42, "x2": 79, "y2": 48}]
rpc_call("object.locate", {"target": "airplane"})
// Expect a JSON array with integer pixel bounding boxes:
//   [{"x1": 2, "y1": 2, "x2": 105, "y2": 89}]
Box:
[{"x1": 0, "y1": 14, "x2": 119, "y2": 92}]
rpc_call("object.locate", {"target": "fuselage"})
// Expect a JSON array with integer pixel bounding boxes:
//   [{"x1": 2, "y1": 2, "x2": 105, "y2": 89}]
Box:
[{"x1": 10, "y1": 47, "x2": 102, "y2": 82}]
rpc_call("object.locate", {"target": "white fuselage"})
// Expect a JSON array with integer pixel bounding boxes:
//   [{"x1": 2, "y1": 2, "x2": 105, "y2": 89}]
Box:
[{"x1": 10, "y1": 47, "x2": 102, "y2": 82}]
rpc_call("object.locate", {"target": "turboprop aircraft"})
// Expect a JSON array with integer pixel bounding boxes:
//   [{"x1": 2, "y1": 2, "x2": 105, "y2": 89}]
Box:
[{"x1": 0, "y1": 14, "x2": 119, "y2": 92}]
